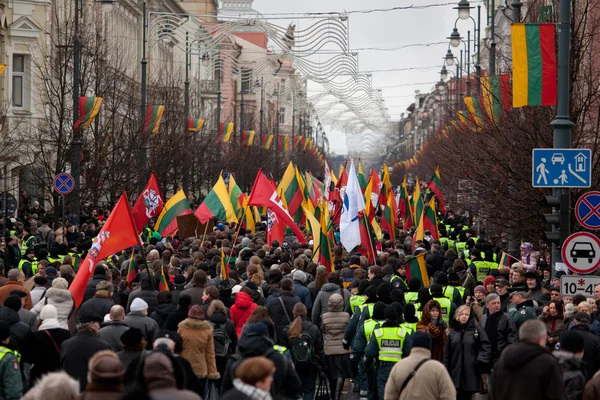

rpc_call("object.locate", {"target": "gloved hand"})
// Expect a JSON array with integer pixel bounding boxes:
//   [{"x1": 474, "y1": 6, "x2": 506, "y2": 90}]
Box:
[{"x1": 342, "y1": 339, "x2": 350, "y2": 350}]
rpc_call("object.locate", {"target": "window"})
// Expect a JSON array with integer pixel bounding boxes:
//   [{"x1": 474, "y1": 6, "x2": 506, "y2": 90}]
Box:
[
  {"x1": 278, "y1": 107, "x2": 285, "y2": 124},
  {"x1": 12, "y1": 55, "x2": 25, "y2": 108},
  {"x1": 240, "y1": 68, "x2": 250, "y2": 93}
]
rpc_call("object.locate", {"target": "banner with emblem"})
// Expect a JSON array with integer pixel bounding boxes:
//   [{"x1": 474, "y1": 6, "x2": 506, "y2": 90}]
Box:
[{"x1": 131, "y1": 172, "x2": 164, "y2": 232}]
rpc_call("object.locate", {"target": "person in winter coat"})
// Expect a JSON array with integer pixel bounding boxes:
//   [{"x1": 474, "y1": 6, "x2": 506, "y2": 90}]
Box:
[
  {"x1": 321, "y1": 293, "x2": 351, "y2": 400},
  {"x1": 266, "y1": 278, "x2": 301, "y2": 340},
  {"x1": 83, "y1": 264, "x2": 108, "y2": 303},
  {"x1": 180, "y1": 270, "x2": 207, "y2": 306},
  {"x1": 238, "y1": 306, "x2": 276, "y2": 342},
  {"x1": 165, "y1": 294, "x2": 192, "y2": 332},
  {"x1": 417, "y1": 300, "x2": 447, "y2": 362},
  {"x1": 230, "y1": 287, "x2": 257, "y2": 337},
  {"x1": 0, "y1": 295, "x2": 31, "y2": 351},
  {"x1": 569, "y1": 312, "x2": 600, "y2": 380},
  {"x1": 21, "y1": 305, "x2": 70, "y2": 385},
  {"x1": 525, "y1": 271, "x2": 550, "y2": 308},
  {"x1": 177, "y1": 304, "x2": 220, "y2": 380},
  {"x1": 30, "y1": 276, "x2": 48, "y2": 306},
  {"x1": 60, "y1": 314, "x2": 111, "y2": 391},
  {"x1": 492, "y1": 319, "x2": 566, "y2": 400},
  {"x1": 539, "y1": 299, "x2": 565, "y2": 351},
  {"x1": 292, "y1": 270, "x2": 313, "y2": 312},
  {"x1": 555, "y1": 330, "x2": 587, "y2": 400},
  {"x1": 0, "y1": 269, "x2": 32, "y2": 310},
  {"x1": 171, "y1": 274, "x2": 187, "y2": 306},
  {"x1": 478, "y1": 293, "x2": 517, "y2": 369},
  {"x1": 206, "y1": 299, "x2": 237, "y2": 393},
  {"x1": 584, "y1": 370, "x2": 600, "y2": 400},
  {"x1": 307, "y1": 266, "x2": 328, "y2": 303},
  {"x1": 84, "y1": 350, "x2": 125, "y2": 400},
  {"x1": 126, "y1": 273, "x2": 159, "y2": 315},
  {"x1": 0, "y1": 320, "x2": 22, "y2": 399},
  {"x1": 507, "y1": 291, "x2": 537, "y2": 331},
  {"x1": 217, "y1": 279, "x2": 236, "y2": 309},
  {"x1": 281, "y1": 303, "x2": 323, "y2": 400},
  {"x1": 149, "y1": 290, "x2": 174, "y2": 329},
  {"x1": 124, "y1": 298, "x2": 159, "y2": 345},
  {"x1": 311, "y1": 271, "x2": 350, "y2": 327},
  {"x1": 11, "y1": 289, "x2": 37, "y2": 329},
  {"x1": 444, "y1": 305, "x2": 492, "y2": 400},
  {"x1": 221, "y1": 322, "x2": 302, "y2": 399},
  {"x1": 31, "y1": 277, "x2": 73, "y2": 330},
  {"x1": 117, "y1": 328, "x2": 147, "y2": 385},
  {"x1": 78, "y1": 281, "x2": 114, "y2": 323},
  {"x1": 221, "y1": 356, "x2": 276, "y2": 400},
  {"x1": 384, "y1": 331, "x2": 456, "y2": 400},
  {"x1": 98, "y1": 305, "x2": 129, "y2": 352}
]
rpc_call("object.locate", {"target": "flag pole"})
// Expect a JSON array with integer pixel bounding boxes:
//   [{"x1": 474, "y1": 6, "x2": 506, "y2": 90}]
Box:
[
  {"x1": 228, "y1": 206, "x2": 248, "y2": 261},
  {"x1": 198, "y1": 221, "x2": 210, "y2": 249}
]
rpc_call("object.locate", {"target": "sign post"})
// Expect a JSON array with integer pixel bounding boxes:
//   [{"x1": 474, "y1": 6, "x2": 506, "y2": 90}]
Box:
[
  {"x1": 532, "y1": 148, "x2": 591, "y2": 188},
  {"x1": 53, "y1": 173, "x2": 74, "y2": 244},
  {"x1": 575, "y1": 191, "x2": 600, "y2": 230}
]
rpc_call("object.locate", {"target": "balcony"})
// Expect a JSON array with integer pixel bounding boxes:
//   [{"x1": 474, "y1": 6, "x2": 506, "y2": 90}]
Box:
[{"x1": 200, "y1": 80, "x2": 218, "y2": 95}]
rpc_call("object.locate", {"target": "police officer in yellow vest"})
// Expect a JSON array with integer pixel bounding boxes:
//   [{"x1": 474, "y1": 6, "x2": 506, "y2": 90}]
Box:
[
  {"x1": 365, "y1": 305, "x2": 412, "y2": 400},
  {"x1": 430, "y1": 283, "x2": 456, "y2": 325},
  {"x1": 404, "y1": 278, "x2": 421, "y2": 305},
  {"x1": 351, "y1": 301, "x2": 386, "y2": 400},
  {"x1": 469, "y1": 249, "x2": 490, "y2": 284},
  {"x1": 401, "y1": 303, "x2": 420, "y2": 332},
  {"x1": 20, "y1": 228, "x2": 36, "y2": 256},
  {"x1": 389, "y1": 262, "x2": 409, "y2": 292},
  {"x1": 18, "y1": 248, "x2": 37, "y2": 278},
  {"x1": 436, "y1": 273, "x2": 463, "y2": 307},
  {"x1": 455, "y1": 231, "x2": 469, "y2": 259},
  {"x1": 344, "y1": 285, "x2": 377, "y2": 348},
  {"x1": 447, "y1": 272, "x2": 467, "y2": 304},
  {"x1": 0, "y1": 320, "x2": 22, "y2": 398},
  {"x1": 483, "y1": 250, "x2": 499, "y2": 277}
]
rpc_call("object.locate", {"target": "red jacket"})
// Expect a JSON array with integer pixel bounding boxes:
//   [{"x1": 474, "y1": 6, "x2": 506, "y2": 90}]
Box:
[{"x1": 230, "y1": 292, "x2": 257, "y2": 337}]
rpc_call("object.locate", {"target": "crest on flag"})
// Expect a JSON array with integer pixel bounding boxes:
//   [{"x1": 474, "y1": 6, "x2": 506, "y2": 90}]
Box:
[
  {"x1": 143, "y1": 189, "x2": 162, "y2": 218},
  {"x1": 87, "y1": 231, "x2": 110, "y2": 272}
]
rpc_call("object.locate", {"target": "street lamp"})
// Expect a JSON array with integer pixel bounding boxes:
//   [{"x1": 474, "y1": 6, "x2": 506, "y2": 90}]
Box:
[
  {"x1": 440, "y1": 66, "x2": 448, "y2": 81},
  {"x1": 444, "y1": 49, "x2": 455, "y2": 66},
  {"x1": 96, "y1": 0, "x2": 115, "y2": 13},
  {"x1": 448, "y1": 28, "x2": 462, "y2": 48},
  {"x1": 454, "y1": 0, "x2": 473, "y2": 20}
]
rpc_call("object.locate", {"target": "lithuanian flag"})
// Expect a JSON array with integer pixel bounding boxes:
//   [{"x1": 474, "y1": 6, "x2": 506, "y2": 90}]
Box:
[
  {"x1": 427, "y1": 167, "x2": 446, "y2": 214},
  {"x1": 242, "y1": 130, "x2": 255, "y2": 147},
  {"x1": 155, "y1": 189, "x2": 192, "y2": 237},
  {"x1": 187, "y1": 118, "x2": 205, "y2": 132},
  {"x1": 380, "y1": 191, "x2": 397, "y2": 240},
  {"x1": 195, "y1": 175, "x2": 238, "y2": 224},
  {"x1": 357, "y1": 161, "x2": 367, "y2": 193},
  {"x1": 412, "y1": 178, "x2": 424, "y2": 226},
  {"x1": 511, "y1": 23, "x2": 557, "y2": 107},
  {"x1": 379, "y1": 165, "x2": 391, "y2": 207},
  {"x1": 405, "y1": 253, "x2": 429, "y2": 287},
  {"x1": 143, "y1": 105, "x2": 165, "y2": 134},
  {"x1": 481, "y1": 74, "x2": 512, "y2": 122},
  {"x1": 216, "y1": 122, "x2": 234, "y2": 143},
  {"x1": 263, "y1": 134, "x2": 274, "y2": 149},
  {"x1": 498, "y1": 251, "x2": 516, "y2": 268},
  {"x1": 126, "y1": 249, "x2": 136, "y2": 288},
  {"x1": 398, "y1": 176, "x2": 411, "y2": 226},
  {"x1": 74, "y1": 96, "x2": 103, "y2": 130},
  {"x1": 413, "y1": 197, "x2": 439, "y2": 247},
  {"x1": 159, "y1": 267, "x2": 170, "y2": 291},
  {"x1": 463, "y1": 96, "x2": 484, "y2": 129},
  {"x1": 317, "y1": 200, "x2": 334, "y2": 272},
  {"x1": 364, "y1": 177, "x2": 383, "y2": 240},
  {"x1": 277, "y1": 162, "x2": 304, "y2": 223},
  {"x1": 228, "y1": 175, "x2": 244, "y2": 220}
]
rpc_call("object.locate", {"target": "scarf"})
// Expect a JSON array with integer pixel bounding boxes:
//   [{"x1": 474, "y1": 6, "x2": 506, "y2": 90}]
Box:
[
  {"x1": 38, "y1": 318, "x2": 61, "y2": 331},
  {"x1": 233, "y1": 378, "x2": 273, "y2": 400},
  {"x1": 485, "y1": 312, "x2": 499, "y2": 356}
]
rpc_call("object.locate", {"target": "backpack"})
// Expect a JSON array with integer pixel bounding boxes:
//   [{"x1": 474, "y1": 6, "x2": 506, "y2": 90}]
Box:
[
  {"x1": 208, "y1": 322, "x2": 232, "y2": 358},
  {"x1": 289, "y1": 333, "x2": 314, "y2": 366}
]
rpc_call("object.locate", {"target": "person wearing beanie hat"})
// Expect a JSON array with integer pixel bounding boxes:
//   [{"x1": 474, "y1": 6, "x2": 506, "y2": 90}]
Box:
[
  {"x1": 124, "y1": 297, "x2": 159, "y2": 345},
  {"x1": 365, "y1": 304, "x2": 413, "y2": 399},
  {"x1": 554, "y1": 330, "x2": 587, "y2": 399},
  {"x1": 404, "y1": 277, "x2": 422, "y2": 306},
  {"x1": 524, "y1": 270, "x2": 550, "y2": 307},
  {"x1": 402, "y1": 303, "x2": 419, "y2": 331},
  {"x1": 439, "y1": 272, "x2": 465, "y2": 308},
  {"x1": 85, "y1": 350, "x2": 125, "y2": 398},
  {"x1": 291, "y1": 270, "x2": 312, "y2": 314},
  {"x1": 383, "y1": 329, "x2": 456, "y2": 400},
  {"x1": 341, "y1": 256, "x2": 362, "y2": 289},
  {"x1": 116, "y1": 327, "x2": 146, "y2": 382},
  {"x1": 343, "y1": 284, "x2": 378, "y2": 350},
  {"x1": 0, "y1": 320, "x2": 22, "y2": 398},
  {"x1": 390, "y1": 261, "x2": 409, "y2": 292},
  {"x1": 30, "y1": 275, "x2": 48, "y2": 306},
  {"x1": 429, "y1": 283, "x2": 457, "y2": 325},
  {"x1": 177, "y1": 304, "x2": 220, "y2": 380},
  {"x1": 165, "y1": 294, "x2": 192, "y2": 332}
]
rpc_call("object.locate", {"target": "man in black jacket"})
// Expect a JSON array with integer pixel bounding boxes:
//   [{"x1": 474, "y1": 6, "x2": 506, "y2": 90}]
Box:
[
  {"x1": 83, "y1": 264, "x2": 108, "y2": 302},
  {"x1": 265, "y1": 278, "x2": 300, "y2": 340},
  {"x1": 570, "y1": 312, "x2": 600, "y2": 380},
  {"x1": 492, "y1": 319, "x2": 566, "y2": 400},
  {"x1": 495, "y1": 278, "x2": 511, "y2": 312},
  {"x1": 479, "y1": 293, "x2": 517, "y2": 367},
  {"x1": 221, "y1": 322, "x2": 302, "y2": 399}
]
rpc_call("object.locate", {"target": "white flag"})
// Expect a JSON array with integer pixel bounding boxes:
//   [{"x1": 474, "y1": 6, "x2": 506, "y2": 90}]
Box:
[{"x1": 340, "y1": 160, "x2": 365, "y2": 252}]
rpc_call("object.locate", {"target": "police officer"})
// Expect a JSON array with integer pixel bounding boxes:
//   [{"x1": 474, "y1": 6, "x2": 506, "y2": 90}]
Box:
[
  {"x1": 20, "y1": 228, "x2": 36, "y2": 257},
  {"x1": 348, "y1": 280, "x2": 369, "y2": 314},
  {"x1": 470, "y1": 249, "x2": 490, "y2": 284},
  {"x1": 404, "y1": 278, "x2": 421, "y2": 305},
  {"x1": 18, "y1": 248, "x2": 37, "y2": 278},
  {"x1": 344, "y1": 285, "x2": 377, "y2": 348},
  {"x1": 389, "y1": 262, "x2": 408, "y2": 292},
  {"x1": 365, "y1": 305, "x2": 412, "y2": 400},
  {"x1": 445, "y1": 272, "x2": 466, "y2": 306},
  {"x1": 430, "y1": 283, "x2": 456, "y2": 325},
  {"x1": 0, "y1": 320, "x2": 22, "y2": 398}
]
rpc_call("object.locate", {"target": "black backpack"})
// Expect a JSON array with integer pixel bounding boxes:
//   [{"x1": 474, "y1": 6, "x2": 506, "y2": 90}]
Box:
[
  {"x1": 289, "y1": 333, "x2": 314, "y2": 366},
  {"x1": 209, "y1": 322, "x2": 232, "y2": 358}
]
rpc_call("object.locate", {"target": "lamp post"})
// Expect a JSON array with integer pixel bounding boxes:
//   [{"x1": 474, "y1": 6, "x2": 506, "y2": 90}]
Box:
[
  {"x1": 138, "y1": 0, "x2": 148, "y2": 193},
  {"x1": 513, "y1": 0, "x2": 522, "y2": 22},
  {"x1": 182, "y1": 32, "x2": 190, "y2": 194},
  {"x1": 259, "y1": 77, "x2": 264, "y2": 146},
  {"x1": 489, "y1": 0, "x2": 496, "y2": 75},
  {"x1": 215, "y1": 54, "x2": 222, "y2": 165},
  {"x1": 239, "y1": 72, "x2": 245, "y2": 148}
]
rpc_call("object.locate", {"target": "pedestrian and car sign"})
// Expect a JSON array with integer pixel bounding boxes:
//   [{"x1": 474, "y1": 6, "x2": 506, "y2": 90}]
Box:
[
  {"x1": 53, "y1": 173, "x2": 74, "y2": 194},
  {"x1": 560, "y1": 275, "x2": 600, "y2": 296},
  {"x1": 561, "y1": 232, "x2": 600, "y2": 274},
  {"x1": 575, "y1": 192, "x2": 600, "y2": 230},
  {"x1": 532, "y1": 148, "x2": 592, "y2": 188}
]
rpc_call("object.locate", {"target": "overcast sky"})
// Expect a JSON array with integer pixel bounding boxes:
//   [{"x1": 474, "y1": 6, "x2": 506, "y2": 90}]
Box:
[{"x1": 250, "y1": 0, "x2": 474, "y2": 155}]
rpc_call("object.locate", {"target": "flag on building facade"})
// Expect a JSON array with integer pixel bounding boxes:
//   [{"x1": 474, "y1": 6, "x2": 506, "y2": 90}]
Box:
[
  {"x1": 427, "y1": 167, "x2": 446, "y2": 214},
  {"x1": 131, "y1": 172, "x2": 164, "y2": 233},
  {"x1": 340, "y1": 160, "x2": 365, "y2": 252},
  {"x1": 242, "y1": 130, "x2": 255, "y2": 147},
  {"x1": 405, "y1": 253, "x2": 430, "y2": 287},
  {"x1": 195, "y1": 175, "x2": 238, "y2": 224},
  {"x1": 511, "y1": 23, "x2": 557, "y2": 107},
  {"x1": 74, "y1": 96, "x2": 103, "y2": 130},
  {"x1": 70, "y1": 192, "x2": 141, "y2": 307},
  {"x1": 143, "y1": 105, "x2": 165, "y2": 134},
  {"x1": 263, "y1": 134, "x2": 274, "y2": 149},
  {"x1": 155, "y1": 190, "x2": 193, "y2": 237},
  {"x1": 187, "y1": 118, "x2": 205, "y2": 132},
  {"x1": 228, "y1": 175, "x2": 245, "y2": 220},
  {"x1": 481, "y1": 74, "x2": 512, "y2": 122},
  {"x1": 463, "y1": 96, "x2": 484, "y2": 129}
]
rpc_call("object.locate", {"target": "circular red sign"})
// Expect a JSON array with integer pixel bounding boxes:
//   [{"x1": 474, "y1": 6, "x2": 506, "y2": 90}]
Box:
[
  {"x1": 575, "y1": 191, "x2": 600, "y2": 230},
  {"x1": 561, "y1": 232, "x2": 600, "y2": 274}
]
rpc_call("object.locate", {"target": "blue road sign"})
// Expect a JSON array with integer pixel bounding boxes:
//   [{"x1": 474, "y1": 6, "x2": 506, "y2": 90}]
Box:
[
  {"x1": 532, "y1": 148, "x2": 592, "y2": 188},
  {"x1": 53, "y1": 173, "x2": 74, "y2": 194},
  {"x1": 576, "y1": 191, "x2": 600, "y2": 230}
]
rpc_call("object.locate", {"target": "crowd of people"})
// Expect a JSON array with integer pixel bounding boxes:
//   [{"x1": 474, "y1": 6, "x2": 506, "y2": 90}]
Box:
[{"x1": 0, "y1": 207, "x2": 598, "y2": 400}]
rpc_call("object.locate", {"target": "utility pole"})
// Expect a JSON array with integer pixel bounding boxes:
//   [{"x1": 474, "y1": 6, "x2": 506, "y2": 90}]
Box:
[
  {"x1": 139, "y1": 1, "x2": 148, "y2": 193},
  {"x1": 489, "y1": 0, "x2": 496, "y2": 75},
  {"x1": 182, "y1": 32, "x2": 190, "y2": 194}
]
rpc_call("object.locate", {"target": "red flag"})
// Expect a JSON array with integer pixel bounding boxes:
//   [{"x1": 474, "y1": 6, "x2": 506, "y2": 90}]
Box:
[
  {"x1": 246, "y1": 170, "x2": 306, "y2": 244},
  {"x1": 369, "y1": 168, "x2": 382, "y2": 205},
  {"x1": 267, "y1": 208, "x2": 285, "y2": 246},
  {"x1": 70, "y1": 193, "x2": 142, "y2": 307},
  {"x1": 131, "y1": 172, "x2": 164, "y2": 232}
]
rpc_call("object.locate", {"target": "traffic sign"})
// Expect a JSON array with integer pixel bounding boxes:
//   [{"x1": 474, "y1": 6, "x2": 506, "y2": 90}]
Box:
[
  {"x1": 576, "y1": 191, "x2": 600, "y2": 230},
  {"x1": 561, "y1": 232, "x2": 600, "y2": 274},
  {"x1": 532, "y1": 148, "x2": 592, "y2": 188},
  {"x1": 53, "y1": 173, "x2": 74, "y2": 194},
  {"x1": 560, "y1": 275, "x2": 600, "y2": 296}
]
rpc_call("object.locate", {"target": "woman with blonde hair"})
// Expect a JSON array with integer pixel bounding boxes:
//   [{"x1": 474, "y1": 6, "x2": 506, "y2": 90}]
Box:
[
  {"x1": 281, "y1": 303, "x2": 323, "y2": 400},
  {"x1": 444, "y1": 305, "x2": 492, "y2": 400}
]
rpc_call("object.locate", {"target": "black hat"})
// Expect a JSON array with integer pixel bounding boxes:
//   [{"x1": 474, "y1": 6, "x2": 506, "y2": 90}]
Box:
[
  {"x1": 495, "y1": 278, "x2": 509, "y2": 287},
  {"x1": 120, "y1": 328, "x2": 144, "y2": 347},
  {"x1": 78, "y1": 314, "x2": 103, "y2": 324},
  {"x1": 384, "y1": 305, "x2": 398, "y2": 321},
  {"x1": 0, "y1": 321, "x2": 10, "y2": 342},
  {"x1": 411, "y1": 331, "x2": 432, "y2": 350},
  {"x1": 525, "y1": 271, "x2": 538, "y2": 280},
  {"x1": 430, "y1": 283, "x2": 443, "y2": 296},
  {"x1": 372, "y1": 301, "x2": 386, "y2": 320},
  {"x1": 245, "y1": 281, "x2": 258, "y2": 291},
  {"x1": 470, "y1": 248, "x2": 481, "y2": 258},
  {"x1": 364, "y1": 285, "x2": 377, "y2": 301},
  {"x1": 560, "y1": 330, "x2": 585, "y2": 353},
  {"x1": 408, "y1": 278, "x2": 422, "y2": 291},
  {"x1": 3, "y1": 295, "x2": 20, "y2": 312},
  {"x1": 404, "y1": 303, "x2": 416, "y2": 318},
  {"x1": 9, "y1": 290, "x2": 26, "y2": 298},
  {"x1": 34, "y1": 276, "x2": 47, "y2": 286},
  {"x1": 173, "y1": 275, "x2": 186, "y2": 285},
  {"x1": 448, "y1": 272, "x2": 460, "y2": 283},
  {"x1": 349, "y1": 255, "x2": 361, "y2": 266},
  {"x1": 178, "y1": 294, "x2": 192, "y2": 307},
  {"x1": 574, "y1": 312, "x2": 591, "y2": 324}
]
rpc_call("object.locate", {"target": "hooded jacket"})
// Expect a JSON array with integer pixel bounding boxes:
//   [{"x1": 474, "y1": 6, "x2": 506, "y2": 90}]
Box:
[
  {"x1": 321, "y1": 293, "x2": 350, "y2": 355},
  {"x1": 492, "y1": 341, "x2": 566, "y2": 400},
  {"x1": 150, "y1": 303, "x2": 175, "y2": 329},
  {"x1": 570, "y1": 323, "x2": 600, "y2": 380},
  {"x1": 177, "y1": 318, "x2": 219, "y2": 379},
  {"x1": 32, "y1": 287, "x2": 74, "y2": 330},
  {"x1": 554, "y1": 350, "x2": 586, "y2": 400},
  {"x1": 221, "y1": 332, "x2": 302, "y2": 399},
  {"x1": 230, "y1": 291, "x2": 257, "y2": 337},
  {"x1": 141, "y1": 350, "x2": 202, "y2": 400},
  {"x1": 0, "y1": 306, "x2": 30, "y2": 351},
  {"x1": 124, "y1": 311, "x2": 159, "y2": 344},
  {"x1": 126, "y1": 277, "x2": 159, "y2": 315},
  {"x1": 311, "y1": 283, "x2": 350, "y2": 327}
]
